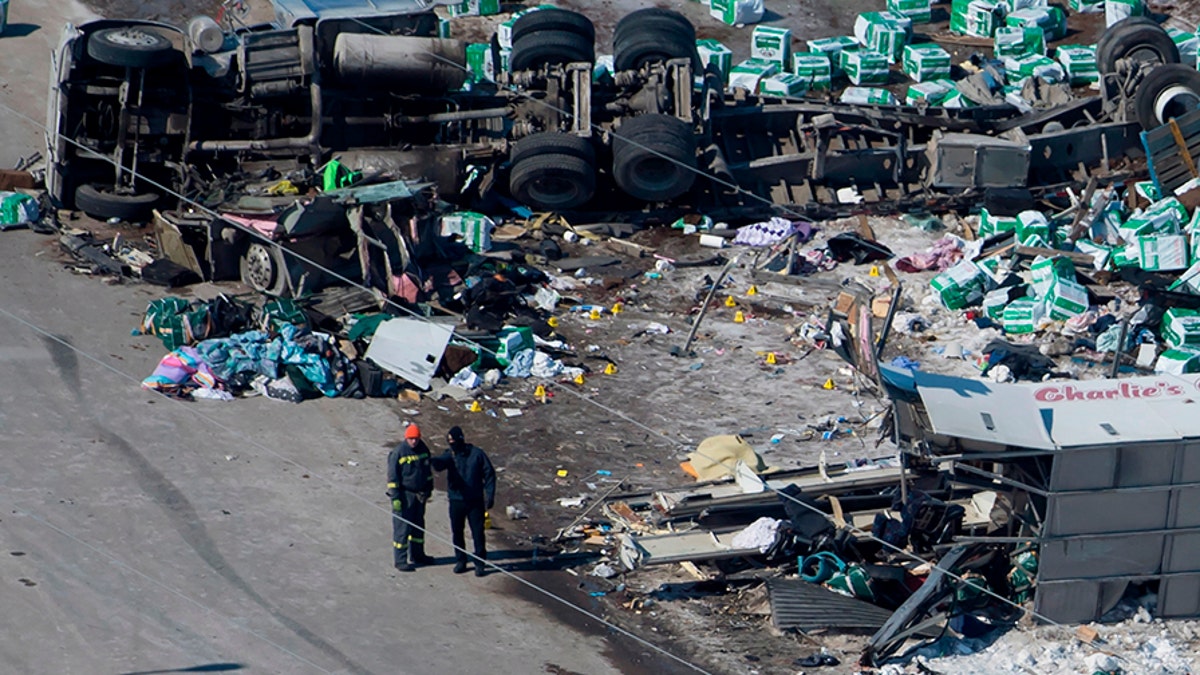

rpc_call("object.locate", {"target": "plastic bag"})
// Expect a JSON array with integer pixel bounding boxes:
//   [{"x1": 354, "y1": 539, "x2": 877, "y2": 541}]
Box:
[{"x1": 0, "y1": 191, "x2": 38, "y2": 230}]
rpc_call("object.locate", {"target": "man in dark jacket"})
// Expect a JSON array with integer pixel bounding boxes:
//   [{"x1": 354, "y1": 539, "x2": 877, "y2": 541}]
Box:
[
  {"x1": 386, "y1": 423, "x2": 435, "y2": 572},
  {"x1": 432, "y1": 426, "x2": 496, "y2": 576}
]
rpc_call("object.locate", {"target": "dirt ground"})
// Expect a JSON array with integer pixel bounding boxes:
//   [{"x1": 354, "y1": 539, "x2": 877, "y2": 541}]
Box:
[{"x1": 61, "y1": 0, "x2": 1200, "y2": 673}]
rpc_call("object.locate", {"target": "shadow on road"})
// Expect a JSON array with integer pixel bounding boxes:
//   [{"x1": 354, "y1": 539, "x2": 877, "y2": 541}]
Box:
[
  {"x1": 119, "y1": 663, "x2": 244, "y2": 675},
  {"x1": 420, "y1": 548, "x2": 602, "y2": 573},
  {"x1": 1, "y1": 23, "x2": 41, "y2": 38}
]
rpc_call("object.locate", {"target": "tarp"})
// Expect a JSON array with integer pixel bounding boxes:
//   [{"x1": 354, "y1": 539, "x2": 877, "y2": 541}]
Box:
[{"x1": 684, "y1": 434, "x2": 776, "y2": 481}]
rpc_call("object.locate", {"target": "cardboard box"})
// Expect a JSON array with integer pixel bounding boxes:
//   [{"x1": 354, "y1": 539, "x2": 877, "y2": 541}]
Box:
[
  {"x1": 465, "y1": 43, "x2": 494, "y2": 84},
  {"x1": 995, "y1": 26, "x2": 1045, "y2": 58},
  {"x1": 697, "y1": 39, "x2": 734, "y2": 82},
  {"x1": 1043, "y1": 277, "x2": 1089, "y2": 320},
  {"x1": 1055, "y1": 45, "x2": 1099, "y2": 85},
  {"x1": 752, "y1": 26, "x2": 793, "y2": 69},
  {"x1": 1067, "y1": 0, "x2": 1103, "y2": 12},
  {"x1": 930, "y1": 260, "x2": 987, "y2": 310},
  {"x1": 728, "y1": 59, "x2": 778, "y2": 92},
  {"x1": 842, "y1": 50, "x2": 890, "y2": 85},
  {"x1": 888, "y1": 0, "x2": 933, "y2": 23},
  {"x1": 1073, "y1": 239, "x2": 1113, "y2": 270},
  {"x1": 840, "y1": 86, "x2": 896, "y2": 105},
  {"x1": 855, "y1": 12, "x2": 913, "y2": 44},
  {"x1": 449, "y1": 0, "x2": 500, "y2": 17},
  {"x1": 978, "y1": 206, "x2": 1020, "y2": 236},
  {"x1": 906, "y1": 79, "x2": 955, "y2": 105},
  {"x1": 1017, "y1": 210, "x2": 1051, "y2": 245},
  {"x1": 866, "y1": 21, "x2": 907, "y2": 62},
  {"x1": 902, "y1": 44, "x2": 950, "y2": 81},
  {"x1": 711, "y1": 0, "x2": 761, "y2": 26},
  {"x1": 1030, "y1": 255, "x2": 1076, "y2": 296},
  {"x1": 760, "y1": 72, "x2": 808, "y2": 97},
  {"x1": 1106, "y1": 0, "x2": 1144, "y2": 27},
  {"x1": 1155, "y1": 347, "x2": 1200, "y2": 375},
  {"x1": 1170, "y1": 259, "x2": 1200, "y2": 294},
  {"x1": 440, "y1": 211, "x2": 494, "y2": 252},
  {"x1": 1006, "y1": 6, "x2": 1066, "y2": 41},
  {"x1": 1162, "y1": 308, "x2": 1200, "y2": 348},
  {"x1": 951, "y1": 0, "x2": 1001, "y2": 38},
  {"x1": 1167, "y1": 27, "x2": 1199, "y2": 68},
  {"x1": 792, "y1": 53, "x2": 832, "y2": 90},
  {"x1": 495, "y1": 326, "x2": 535, "y2": 366},
  {"x1": 1137, "y1": 234, "x2": 1190, "y2": 271},
  {"x1": 1003, "y1": 54, "x2": 1065, "y2": 84},
  {"x1": 1003, "y1": 298, "x2": 1044, "y2": 333}
]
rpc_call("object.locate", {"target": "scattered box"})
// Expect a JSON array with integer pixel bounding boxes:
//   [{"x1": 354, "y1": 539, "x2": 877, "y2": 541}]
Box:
[
  {"x1": 906, "y1": 79, "x2": 955, "y2": 105},
  {"x1": 1043, "y1": 277, "x2": 1089, "y2": 320},
  {"x1": 1106, "y1": 0, "x2": 1144, "y2": 26},
  {"x1": 995, "y1": 26, "x2": 1045, "y2": 58},
  {"x1": 951, "y1": 0, "x2": 1001, "y2": 38},
  {"x1": 1055, "y1": 45, "x2": 1099, "y2": 85},
  {"x1": 697, "y1": 39, "x2": 735, "y2": 82},
  {"x1": 903, "y1": 44, "x2": 951, "y2": 81},
  {"x1": 449, "y1": 0, "x2": 501, "y2": 17},
  {"x1": 1137, "y1": 234, "x2": 1190, "y2": 271},
  {"x1": 1068, "y1": 0, "x2": 1103, "y2": 12},
  {"x1": 728, "y1": 59, "x2": 779, "y2": 92},
  {"x1": 752, "y1": 26, "x2": 793, "y2": 69},
  {"x1": 465, "y1": 43, "x2": 494, "y2": 84},
  {"x1": 866, "y1": 21, "x2": 907, "y2": 62},
  {"x1": 978, "y1": 206, "x2": 1020, "y2": 236},
  {"x1": 1162, "y1": 308, "x2": 1200, "y2": 348},
  {"x1": 1017, "y1": 210, "x2": 1051, "y2": 245},
  {"x1": 1155, "y1": 347, "x2": 1200, "y2": 374},
  {"x1": 888, "y1": 0, "x2": 933, "y2": 23},
  {"x1": 440, "y1": 211, "x2": 494, "y2": 252},
  {"x1": 1003, "y1": 298, "x2": 1044, "y2": 333},
  {"x1": 1006, "y1": 6, "x2": 1067, "y2": 41},
  {"x1": 1031, "y1": 255, "x2": 1076, "y2": 296},
  {"x1": 1003, "y1": 54, "x2": 1065, "y2": 84},
  {"x1": 792, "y1": 52, "x2": 832, "y2": 90},
  {"x1": 931, "y1": 260, "x2": 988, "y2": 310},
  {"x1": 1167, "y1": 27, "x2": 1199, "y2": 68},
  {"x1": 840, "y1": 86, "x2": 897, "y2": 105},
  {"x1": 842, "y1": 50, "x2": 891, "y2": 85},
  {"x1": 760, "y1": 72, "x2": 808, "y2": 97}
]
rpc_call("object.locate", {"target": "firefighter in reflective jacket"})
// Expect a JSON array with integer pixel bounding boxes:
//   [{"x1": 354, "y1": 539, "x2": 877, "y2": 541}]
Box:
[{"x1": 387, "y1": 423, "x2": 434, "y2": 572}]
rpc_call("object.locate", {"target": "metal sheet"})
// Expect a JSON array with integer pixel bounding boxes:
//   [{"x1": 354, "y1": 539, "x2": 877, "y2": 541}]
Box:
[
  {"x1": 363, "y1": 317, "x2": 453, "y2": 390},
  {"x1": 765, "y1": 578, "x2": 897, "y2": 632},
  {"x1": 618, "y1": 529, "x2": 760, "y2": 569},
  {"x1": 1164, "y1": 532, "x2": 1200, "y2": 573},
  {"x1": 1036, "y1": 579, "x2": 1129, "y2": 624},
  {"x1": 1171, "y1": 487, "x2": 1200, "y2": 528},
  {"x1": 1160, "y1": 576, "x2": 1200, "y2": 616},
  {"x1": 1049, "y1": 448, "x2": 1117, "y2": 491},
  {"x1": 1039, "y1": 533, "x2": 1165, "y2": 580},
  {"x1": 1045, "y1": 491, "x2": 1170, "y2": 536},
  {"x1": 914, "y1": 372, "x2": 1055, "y2": 450}
]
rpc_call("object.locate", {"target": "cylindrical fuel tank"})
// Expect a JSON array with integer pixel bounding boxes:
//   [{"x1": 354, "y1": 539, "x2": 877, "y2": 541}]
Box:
[
  {"x1": 333, "y1": 34, "x2": 466, "y2": 92},
  {"x1": 188, "y1": 15, "x2": 225, "y2": 54}
]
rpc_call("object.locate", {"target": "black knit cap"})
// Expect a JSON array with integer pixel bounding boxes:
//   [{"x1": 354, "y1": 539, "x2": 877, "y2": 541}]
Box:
[{"x1": 448, "y1": 426, "x2": 465, "y2": 441}]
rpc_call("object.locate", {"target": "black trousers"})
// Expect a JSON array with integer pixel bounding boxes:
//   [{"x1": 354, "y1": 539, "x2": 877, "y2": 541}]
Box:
[
  {"x1": 392, "y1": 491, "x2": 427, "y2": 565},
  {"x1": 448, "y1": 499, "x2": 486, "y2": 563}
]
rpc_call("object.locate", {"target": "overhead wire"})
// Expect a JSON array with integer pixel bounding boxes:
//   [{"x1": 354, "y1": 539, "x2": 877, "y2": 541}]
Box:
[{"x1": 8, "y1": 11, "x2": 1154, "y2": 668}]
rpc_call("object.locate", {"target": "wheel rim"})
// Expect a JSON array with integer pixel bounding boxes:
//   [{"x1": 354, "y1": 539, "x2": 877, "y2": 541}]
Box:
[
  {"x1": 1128, "y1": 45, "x2": 1167, "y2": 67},
  {"x1": 244, "y1": 244, "x2": 277, "y2": 291},
  {"x1": 527, "y1": 174, "x2": 584, "y2": 208},
  {"x1": 105, "y1": 28, "x2": 162, "y2": 48},
  {"x1": 1155, "y1": 85, "x2": 1200, "y2": 124},
  {"x1": 634, "y1": 156, "x2": 681, "y2": 192}
]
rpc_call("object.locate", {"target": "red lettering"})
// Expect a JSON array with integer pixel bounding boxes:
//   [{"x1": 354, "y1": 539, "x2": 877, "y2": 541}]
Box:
[
  {"x1": 1034, "y1": 387, "x2": 1059, "y2": 402},
  {"x1": 1086, "y1": 391, "x2": 1106, "y2": 400},
  {"x1": 1169, "y1": 385, "x2": 1186, "y2": 396},
  {"x1": 1144, "y1": 387, "x2": 1159, "y2": 397},
  {"x1": 1064, "y1": 386, "x2": 1086, "y2": 401}
]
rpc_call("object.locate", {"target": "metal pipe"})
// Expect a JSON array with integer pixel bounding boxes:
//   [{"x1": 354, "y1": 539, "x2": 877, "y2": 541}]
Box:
[
  {"x1": 680, "y1": 252, "x2": 741, "y2": 355},
  {"x1": 392, "y1": 107, "x2": 510, "y2": 125}
]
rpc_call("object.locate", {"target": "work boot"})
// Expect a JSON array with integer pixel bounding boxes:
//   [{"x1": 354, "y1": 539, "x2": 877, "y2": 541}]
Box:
[
  {"x1": 453, "y1": 561, "x2": 468, "y2": 574},
  {"x1": 474, "y1": 564, "x2": 487, "y2": 577},
  {"x1": 395, "y1": 562, "x2": 415, "y2": 573}
]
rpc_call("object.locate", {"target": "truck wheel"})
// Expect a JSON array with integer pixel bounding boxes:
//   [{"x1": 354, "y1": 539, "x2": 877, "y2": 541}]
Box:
[
  {"x1": 1135, "y1": 64, "x2": 1200, "y2": 129},
  {"x1": 1096, "y1": 17, "x2": 1179, "y2": 75},
  {"x1": 612, "y1": 114, "x2": 697, "y2": 202},
  {"x1": 512, "y1": 9, "x2": 594, "y2": 43},
  {"x1": 87, "y1": 26, "x2": 178, "y2": 69},
  {"x1": 74, "y1": 183, "x2": 159, "y2": 221},
  {"x1": 510, "y1": 133, "x2": 596, "y2": 210},
  {"x1": 240, "y1": 242, "x2": 291, "y2": 296},
  {"x1": 510, "y1": 131, "x2": 595, "y2": 165},
  {"x1": 511, "y1": 31, "x2": 595, "y2": 71},
  {"x1": 613, "y1": 9, "x2": 699, "y2": 72}
]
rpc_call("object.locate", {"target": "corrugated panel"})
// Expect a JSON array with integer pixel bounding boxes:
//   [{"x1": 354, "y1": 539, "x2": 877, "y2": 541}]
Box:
[{"x1": 765, "y1": 578, "x2": 896, "y2": 631}]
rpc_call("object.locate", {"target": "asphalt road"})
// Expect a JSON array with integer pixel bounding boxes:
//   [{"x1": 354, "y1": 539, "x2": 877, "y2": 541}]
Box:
[{"x1": 0, "y1": 4, "x2": 665, "y2": 673}]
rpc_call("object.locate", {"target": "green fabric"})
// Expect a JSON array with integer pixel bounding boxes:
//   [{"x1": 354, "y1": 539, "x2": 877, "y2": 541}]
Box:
[
  {"x1": 138, "y1": 297, "x2": 211, "y2": 350},
  {"x1": 347, "y1": 313, "x2": 392, "y2": 341},
  {"x1": 261, "y1": 298, "x2": 308, "y2": 331},
  {"x1": 322, "y1": 160, "x2": 361, "y2": 192}
]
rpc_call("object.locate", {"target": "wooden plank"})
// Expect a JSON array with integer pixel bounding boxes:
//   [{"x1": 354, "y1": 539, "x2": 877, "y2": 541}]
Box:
[{"x1": 1015, "y1": 244, "x2": 1095, "y2": 266}]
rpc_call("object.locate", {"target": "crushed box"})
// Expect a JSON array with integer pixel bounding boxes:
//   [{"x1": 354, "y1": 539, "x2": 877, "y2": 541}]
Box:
[
  {"x1": 728, "y1": 59, "x2": 779, "y2": 92},
  {"x1": 697, "y1": 39, "x2": 735, "y2": 82},
  {"x1": 760, "y1": 72, "x2": 808, "y2": 97},
  {"x1": 840, "y1": 86, "x2": 897, "y2": 105}
]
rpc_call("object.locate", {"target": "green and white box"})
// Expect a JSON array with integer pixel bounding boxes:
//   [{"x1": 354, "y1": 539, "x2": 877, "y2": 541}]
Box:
[
  {"x1": 1003, "y1": 298, "x2": 1044, "y2": 333},
  {"x1": 978, "y1": 206, "x2": 1020, "y2": 236},
  {"x1": 1155, "y1": 347, "x2": 1200, "y2": 375},
  {"x1": 728, "y1": 58, "x2": 778, "y2": 92},
  {"x1": 855, "y1": 12, "x2": 913, "y2": 44},
  {"x1": 867, "y1": 22, "x2": 908, "y2": 62},
  {"x1": 995, "y1": 27, "x2": 1045, "y2": 58},
  {"x1": 931, "y1": 260, "x2": 987, "y2": 310},
  {"x1": 842, "y1": 50, "x2": 890, "y2": 85},
  {"x1": 593, "y1": 54, "x2": 613, "y2": 82},
  {"x1": 888, "y1": 0, "x2": 933, "y2": 23},
  {"x1": 1043, "y1": 277, "x2": 1089, "y2": 320},
  {"x1": 1137, "y1": 234, "x2": 1190, "y2": 271},
  {"x1": 449, "y1": 0, "x2": 500, "y2": 17},
  {"x1": 497, "y1": 6, "x2": 552, "y2": 48},
  {"x1": 1030, "y1": 255, "x2": 1075, "y2": 296},
  {"x1": 760, "y1": 72, "x2": 808, "y2": 97},
  {"x1": 793, "y1": 53, "x2": 832, "y2": 90},
  {"x1": 906, "y1": 79, "x2": 955, "y2": 104},
  {"x1": 983, "y1": 288, "x2": 1012, "y2": 320},
  {"x1": 752, "y1": 26, "x2": 793, "y2": 69},
  {"x1": 902, "y1": 44, "x2": 950, "y2": 81},
  {"x1": 1112, "y1": 244, "x2": 1141, "y2": 268},
  {"x1": 698, "y1": 39, "x2": 735, "y2": 82},
  {"x1": 1167, "y1": 27, "x2": 1199, "y2": 68},
  {"x1": 807, "y1": 36, "x2": 859, "y2": 75},
  {"x1": 1007, "y1": 7, "x2": 1067, "y2": 41},
  {"x1": 439, "y1": 17, "x2": 452, "y2": 38},
  {"x1": 1171, "y1": 259, "x2": 1200, "y2": 294},
  {"x1": 951, "y1": 0, "x2": 1001, "y2": 38},
  {"x1": 497, "y1": 47, "x2": 511, "y2": 73},
  {"x1": 1162, "y1": 308, "x2": 1200, "y2": 348},
  {"x1": 840, "y1": 86, "x2": 897, "y2": 105},
  {"x1": 1003, "y1": 54, "x2": 1065, "y2": 83},
  {"x1": 942, "y1": 90, "x2": 977, "y2": 108},
  {"x1": 1122, "y1": 197, "x2": 1187, "y2": 242},
  {"x1": 1074, "y1": 239, "x2": 1113, "y2": 270},
  {"x1": 440, "y1": 211, "x2": 494, "y2": 252},
  {"x1": 709, "y1": 0, "x2": 760, "y2": 26},
  {"x1": 1017, "y1": 210, "x2": 1051, "y2": 245},
  {"x1": 1068, "y1": 0, "x2": 1104, "y2": 11},
  {"x1": 466, "y1": 43, "x2": 494, "y2": 83},
  {"x1": 1055, "y1": 45, "x2": 1099, "y2": 85},
  {"x1": 1106, "y1": 0, "x2": 1144, "y2": 27}
]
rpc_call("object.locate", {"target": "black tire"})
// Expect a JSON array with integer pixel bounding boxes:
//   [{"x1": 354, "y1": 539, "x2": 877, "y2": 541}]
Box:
[
  {"x1": 511, "y1": 132, "x2": 596, "y2": 165},
  {"x1": 240, "y1": 242, "x2": 291, "y2": 296},
  {"x1": 74, "y1": 183, "x2": 159, "y2": 221},
  {"x1": 612, "y1": 114, "x2": 697, "y2": 202},
  {"x1": 1135, "y1": 64, "x2": 1200, "y2": 130},
  {"x1": 510, "y1": 154, "x2": 596, "y2": 210},
  {"x1": 510, "y1": 31, "x2": 595, "y2": 71},
  {"x1": 87, "y1": 26, "x2": 178, "y2": 69},
  {"x1": 512, "y1": 9, "x2": 595, "y2": 44},
  {"x1": 613, "y1": 11, "x2": 699, "y2": 72},
  {"x1": 1095, "y1": 17, "x2": 1179, "y2": 75}
]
